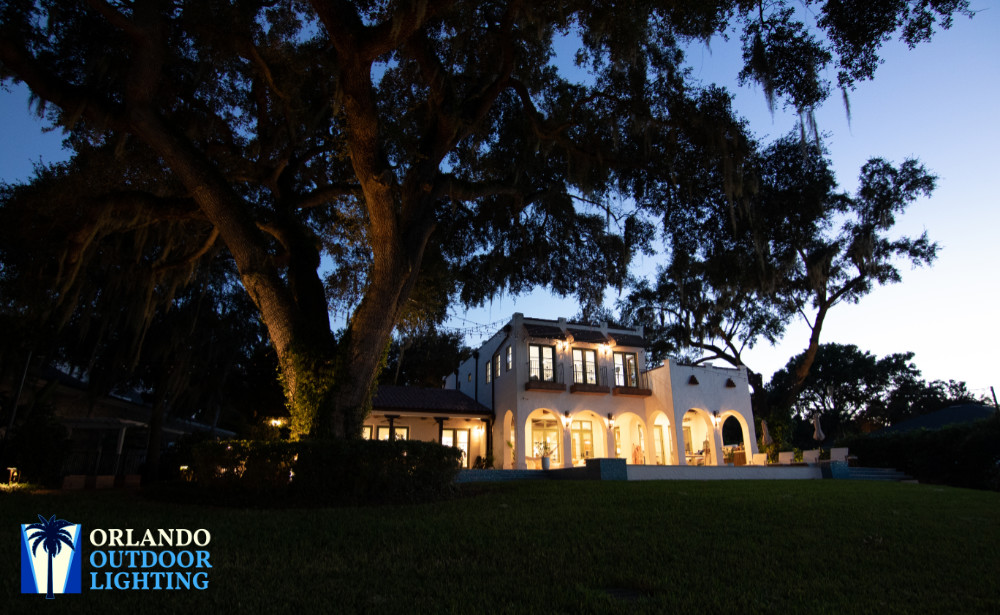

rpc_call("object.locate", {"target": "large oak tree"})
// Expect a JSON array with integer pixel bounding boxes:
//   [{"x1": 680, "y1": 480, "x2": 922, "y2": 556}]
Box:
[{"x1": 0, "y1": 1, "x2": 971, "y2": 438}]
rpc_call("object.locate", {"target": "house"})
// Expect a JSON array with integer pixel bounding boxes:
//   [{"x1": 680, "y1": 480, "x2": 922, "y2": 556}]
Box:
[{"x1": 363, "y1": 313, "x2": 759, "y2": 469}]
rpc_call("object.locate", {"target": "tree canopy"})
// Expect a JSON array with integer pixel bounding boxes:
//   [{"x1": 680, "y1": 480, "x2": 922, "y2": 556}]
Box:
[
  {"x1": 0, "y1": 0, "x2": 971, "y2": 438},
  {"x1": 621, "y1": 133, "x2": 938, "y2": 411}
]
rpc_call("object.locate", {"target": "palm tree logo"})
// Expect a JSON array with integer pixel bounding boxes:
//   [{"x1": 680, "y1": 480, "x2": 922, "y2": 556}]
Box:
[{"x1": 25, "y1": 515, "x2": 77, "y2": 599}]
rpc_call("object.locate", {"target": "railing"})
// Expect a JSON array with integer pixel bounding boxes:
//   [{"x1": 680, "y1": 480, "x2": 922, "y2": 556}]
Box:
[
  {"x1": 527, "y1": 359, "x2": 563, "y2": 383},
  {"x1": 571, "y1": 365, "x2": 607, "y2": 387},
  {"x1": 612, "y1": 369, "x2": 649, "y2": 390}
]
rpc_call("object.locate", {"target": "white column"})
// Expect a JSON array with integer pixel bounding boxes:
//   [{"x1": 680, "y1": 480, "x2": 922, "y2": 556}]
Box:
[
  {"x1": 515, "y1": 412, "x2": 527, "y2": 470},
  {"x1": 561, "y1": 420, "x2": 573, "y2": 468}
]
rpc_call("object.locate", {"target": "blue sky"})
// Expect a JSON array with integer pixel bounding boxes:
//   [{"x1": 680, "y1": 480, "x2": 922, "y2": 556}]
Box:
[{"x1": 1, "y1": 7, "x2": 997, "y2": 393}]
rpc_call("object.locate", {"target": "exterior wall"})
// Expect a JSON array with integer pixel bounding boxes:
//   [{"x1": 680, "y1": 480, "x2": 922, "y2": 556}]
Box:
[
  {"x1": 362, "y1": 414, "x2": 490, "y2": 467},
  {"x1": 430, "y1": 314, "x2": 759, "y2": 471}
]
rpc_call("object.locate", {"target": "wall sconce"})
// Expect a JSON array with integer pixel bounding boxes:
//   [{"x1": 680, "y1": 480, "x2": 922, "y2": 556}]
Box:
[
  {"x1": 562, "y1": 411, "x2": 572, "y2": 429},
  {"x1": 607, "y1": 413, "x2": 615, "y2": 429},
  {"x1": 712, "y1": 411, "x2": 721, "y2": 429}
]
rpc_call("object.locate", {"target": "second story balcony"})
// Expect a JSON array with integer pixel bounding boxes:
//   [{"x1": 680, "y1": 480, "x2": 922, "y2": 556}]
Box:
[
  {"x1": 570, "y1": 365, "x2": 610, "y2": 395},
  {"x1": 525, "y1": 360, "x2": 566, "y2": 392},
  {"x1": 611, "y1": 369, "x2": 652, "y2": 397}
]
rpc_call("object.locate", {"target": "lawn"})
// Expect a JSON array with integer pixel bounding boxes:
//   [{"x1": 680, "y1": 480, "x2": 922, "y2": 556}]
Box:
[{"x1": 3, "y1": 480, "x2": 999, "y2": 614}]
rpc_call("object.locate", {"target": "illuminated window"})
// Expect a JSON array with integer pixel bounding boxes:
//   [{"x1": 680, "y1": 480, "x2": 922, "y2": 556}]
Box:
[
  {"x1": 467, "y1": 372, "x2": 472, "y2": 382},
  {"x1": 613, "y1": 352, "x2": 639, "y2": 387},
  {"x1": 531, "y1": 418, "x2": 560, "y2": 464},
  {"x1": 362, "y1": 425, "x2": 372, "y2": 440},
  {"x1": 528, "y1": 344, "x2": 555, "y2": 381},
  {"x1": 494, "y1": 354, "x2": 500, "y2": 378},
  {"x1": 572, "y1": 348, "x2": 598, "y2": 384},
  {"x1": 441, "y1": 428, "x2": 471, "y2": 468},
  {"x1": 377, "y1": 426, "x2": 409, "y2": 441},
  {"x1": 571, "y1": 420, "x2": 594, "y2": 461},
  {"x1": 486, "y1": 362, "x2": 491, "y2": 383},
  {"x1": 505, "y1": 346, "x2": 512, "y2": 371}
]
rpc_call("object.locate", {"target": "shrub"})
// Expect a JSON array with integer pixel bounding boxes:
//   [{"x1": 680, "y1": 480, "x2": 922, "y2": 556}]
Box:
[
  {"x1": 188, "y1": 438, "x2": 462, "y2": 506},
  {"x1": 839, "y1": 415, "x2": 1000, "y2": 491}
]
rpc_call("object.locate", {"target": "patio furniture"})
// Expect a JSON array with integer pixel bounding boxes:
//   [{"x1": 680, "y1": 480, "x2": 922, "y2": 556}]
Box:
[
  {"x1": 752, "y1": 453, "x2": 768, "y2": 465},
  {"x1": 829, "y1": 447, "x2": 849, "y2": 463},
  {"x1": 778, "y1": 451, "x2": 795, "y2": 465},
  {"x1": 802, "y1": 449, "x2": 820, "y2": 463}
]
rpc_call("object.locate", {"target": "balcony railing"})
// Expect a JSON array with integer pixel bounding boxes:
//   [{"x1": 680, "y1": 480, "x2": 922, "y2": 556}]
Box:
[
  {"x1": 525, "y1": 360, "x2": 565, "y2": 392},
  {"x1": 570, "y1": 365, "x2": 609, "y2": 394},
  {"x1": 612, "y1": 369, "x2": 652, "y2": 396}
]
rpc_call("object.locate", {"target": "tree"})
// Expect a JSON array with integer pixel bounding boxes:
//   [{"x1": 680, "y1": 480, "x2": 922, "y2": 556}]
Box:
[
  {"x1": 26, "y1": 514, "x2": 75, "y2": 600},
  {"x1": 768, "y1": 342, "x2": 985, "y2": 441},
  {"x1": 380, "y1": 326, "x2": 471, "y2": 388},
  {"x1": 623, "y1": 133, "x2": 938, "y2": 414},
  {"x1": 1, "y1": 1, "x2": 971, "y2": 438}
]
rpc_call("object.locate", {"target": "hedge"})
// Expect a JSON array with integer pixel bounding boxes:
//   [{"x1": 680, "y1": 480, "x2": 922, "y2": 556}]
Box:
[
  {"x1": 838, "y1": 415, "x2": 1000, "y2": 491},
  {"x1": 189, "y1": 438, "x2": 462, "y2": 506}
]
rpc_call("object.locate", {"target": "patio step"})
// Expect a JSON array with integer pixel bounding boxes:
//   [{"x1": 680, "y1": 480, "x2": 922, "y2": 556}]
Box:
[{"x1": 845, "y1": 467, "x2": 914, "y2": 482}]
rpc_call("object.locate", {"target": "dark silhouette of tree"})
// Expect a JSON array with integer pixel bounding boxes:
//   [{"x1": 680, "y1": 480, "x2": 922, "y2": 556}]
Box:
[
  {"x1": 26, "y1": 514, "x2": 75, "y2": 600},
  {"x1": 0, "y1": 1, "x2": 971, "y2": 438},
  {"x1": 380, "y1": 326, "x2": 471, "y2": 388},
  {"x1": 623, "y1": 134, "x2": 938, "y2": 417},
  {"x1": 768, "y1": 343, "x2": 985, "y2": 441}
]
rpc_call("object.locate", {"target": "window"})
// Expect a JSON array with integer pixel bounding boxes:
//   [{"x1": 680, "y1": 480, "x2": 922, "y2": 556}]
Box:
[
  {"x1": 494, "y1": 354, "x2": 500, "y2": 378},
  {"x1": 613, "y1": 352, "x2": 639, "y2": 387},
  {"x1": 362, "y1": 425, "x2": 372, "y2": 440},
  {"x1": 467, "y1": 372, "x2": 472, "y2": 382},
  {"x1": 613, "y1": 426, "x2": 622, "y2": 457},
  {"x1": 572, "y1": 348, "x2": 598, "y2": 384},
  {"x1": 441, "y1": 428, "x2": 471, "y2": 468},
  {"x1": 653, "y1": 425, "x2": 665, "y2": 465},
  {"x1": 528, "y1": 344, "x2": 556, "y2": 381},
  {"x1": 571, "y1": 420, "x2": 594, "y2": 462},
  {"x1": 485, "y1": 362, "x2": 491, "y2": 383},
  {"x1": 377, "y1": 426, "x2": 409, "y2": 441},
  {"x1": 530, "y1": 418, "x2": 560, "y2": 464},
  {"x1": 505, "y1": 345, "x2": 512, "y2": 371}
]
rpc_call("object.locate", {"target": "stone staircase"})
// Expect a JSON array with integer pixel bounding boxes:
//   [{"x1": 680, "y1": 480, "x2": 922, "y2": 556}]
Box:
[{"x1": 843, "y1": 467, "x2": 915, "y2": 482}]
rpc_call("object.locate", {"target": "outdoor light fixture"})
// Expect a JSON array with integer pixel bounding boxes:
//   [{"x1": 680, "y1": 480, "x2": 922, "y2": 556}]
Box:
[
  {"x1": 7, "y1": 467, "x2": 19, "y2": 484},
  {"x1": 607, "y1": 413, "x2": 615, "y2": 429},
  {"x1": 712, "y1": 411, "x2": 721, "y2": 428},
  {"x1": 562, "y1": 411, "x2": 572, "y2": 429}
]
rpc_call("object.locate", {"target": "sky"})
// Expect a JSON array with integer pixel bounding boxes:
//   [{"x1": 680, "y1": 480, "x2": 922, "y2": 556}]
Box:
[{"x1": 1, "y1": 7, "x2": 997, "y2": 395}]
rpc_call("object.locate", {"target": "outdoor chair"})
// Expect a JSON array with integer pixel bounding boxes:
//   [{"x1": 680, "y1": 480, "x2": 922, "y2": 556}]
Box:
[
  {"x1": 802, "y1": 449, "x2": 820, "y2": 463},
  {"x1": 778, "y1": 451, "x2": 795, "y2": 464},
  {"x1": 751, "y1": 453, "x2": 768, "y2": 465}
]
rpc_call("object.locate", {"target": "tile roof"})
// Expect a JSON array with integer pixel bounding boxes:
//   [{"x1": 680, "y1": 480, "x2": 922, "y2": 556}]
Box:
[
  {"x1": 566, "y1": 327, "x2": 608, "y2": 343},
  {"x1": 524, "y1": 323, "x2": 566, "y2": 340},
  {"x1": 372, "y1": 385, "x2": 492, "y2": 415}
]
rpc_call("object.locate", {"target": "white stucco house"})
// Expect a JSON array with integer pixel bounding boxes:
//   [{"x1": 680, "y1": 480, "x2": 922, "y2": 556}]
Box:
[{"x1": 363, "y1": 313, "x2": 759, "y2": 470}]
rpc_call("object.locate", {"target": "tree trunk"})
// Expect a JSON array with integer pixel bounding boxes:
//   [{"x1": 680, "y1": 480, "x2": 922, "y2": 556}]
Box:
[{"x1": 46, "y1": 551, "x2": 54, "y2": 599}]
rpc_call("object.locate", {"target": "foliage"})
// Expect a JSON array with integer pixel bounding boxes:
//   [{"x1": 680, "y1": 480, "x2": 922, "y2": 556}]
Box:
[
  {"x1": 379, "y1": 326, "x2": 471, "y2": 388},
  {"x1": 768, "y1": 343, "x2": 986, "y2": 443},
  {"x1": 623, "y1": 133, "x2": 938, "y2": 416},
  {"x1": 840, "y1": 415, "x2": 1000, "y2": 491},
  {"x1": 0, "y1": 1, "x2": 971, "y2": 439},
  {"x1": 0, "y1": 404, "x2": 69, "y2": 487},
  {"x1": 190, "y1": 438, "x2": 462, "y2": 506}
]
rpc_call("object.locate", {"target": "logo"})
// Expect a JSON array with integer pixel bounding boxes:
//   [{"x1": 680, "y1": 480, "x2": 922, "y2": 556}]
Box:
[{"x1": 21, "y1": 514, "x2": 83, "y2": 599}]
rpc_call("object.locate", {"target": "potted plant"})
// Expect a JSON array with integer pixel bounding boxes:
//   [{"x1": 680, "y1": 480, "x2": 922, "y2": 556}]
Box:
[{"x1": 534, "y1": 441, "x2": 557, "y2": 470}]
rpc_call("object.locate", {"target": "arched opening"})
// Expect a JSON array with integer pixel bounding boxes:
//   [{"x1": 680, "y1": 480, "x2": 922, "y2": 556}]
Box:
[
  {"x1": 613, "y1": 412, "x2": 648, "y2": 464},
  {"x1": 721, "y1": 411, "x2": 752, "y2": 465},
  {"x1": 524, "y1": 408, "x2": 563, "y2": 469},
  {"x1": 681, "y1": 409, "x2": 715, "y2": 465},
  {"x1": 649, "y1": 411, "x2": 673, "y2": 465},
  {"x1": 568, "y1": 410, "x2": 608, "y2": 466}
]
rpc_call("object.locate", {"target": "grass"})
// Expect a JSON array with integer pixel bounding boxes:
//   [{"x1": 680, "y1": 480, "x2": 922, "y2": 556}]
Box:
[{"x1": 3, "y1": 480, "x2": 999, "y2": 614}]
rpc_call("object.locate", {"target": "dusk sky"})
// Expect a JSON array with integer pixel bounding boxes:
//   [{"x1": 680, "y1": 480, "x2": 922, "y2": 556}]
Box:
[{"x1": 1, "y1": 7, "x2": 997, "y2": 394}]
